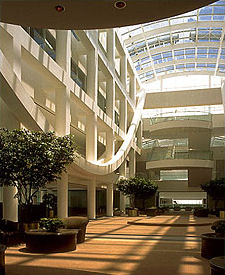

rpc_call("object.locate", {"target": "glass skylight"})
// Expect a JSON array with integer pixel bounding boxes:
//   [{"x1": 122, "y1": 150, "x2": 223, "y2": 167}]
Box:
[{"x1": 119, "y1": 0, "x2": 225, "y2": 82}]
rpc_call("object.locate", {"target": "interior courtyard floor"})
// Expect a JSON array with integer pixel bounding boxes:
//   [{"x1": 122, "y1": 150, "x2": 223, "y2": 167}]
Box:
[{"x1": 5, "y1": 215, "x2": 219, "y2": 275}]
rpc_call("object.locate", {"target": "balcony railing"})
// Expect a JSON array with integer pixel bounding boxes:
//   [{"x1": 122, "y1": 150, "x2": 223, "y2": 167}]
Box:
[
  {"x1": 149, "y1": 111, "x2": 212, "y2": 126},
  {"x1": 147, "y1": 149, "x2": 213, "y2": 161}
]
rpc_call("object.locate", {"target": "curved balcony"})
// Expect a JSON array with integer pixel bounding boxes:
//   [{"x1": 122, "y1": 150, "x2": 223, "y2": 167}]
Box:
[
  {"x1": 146, "y1": 149, "x2": 214, "y2": 169},
  {"x1": 144, "y1": 111, "x2": 212, "y2": 137},
  {"x1": 149, "y1": 111, "x2": 212, "y2": 125}
]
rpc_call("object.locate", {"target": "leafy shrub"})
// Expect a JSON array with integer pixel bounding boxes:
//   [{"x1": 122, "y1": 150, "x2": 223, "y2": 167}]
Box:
[
  {"x1": 39, "y1": 218, "x2": 64, "y2": 232},
  {"x1": 211, "y1": 220, "x2": 225, "y2": 236}
]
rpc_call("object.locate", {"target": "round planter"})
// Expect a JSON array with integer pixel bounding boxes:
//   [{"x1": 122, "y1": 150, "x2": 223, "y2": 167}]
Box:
[
  {"x1": 201, "y1": 233, "x2": 225, "y2": 259},
  {"x1": 128, "y1": 209, "x2": 138, "y2": 217},
  {"x1": 146, "y1": 208, "x2": 158, "y2": 216},
  {"x1": 25, "y1": 229, "x2": 77, "y2": 253},
  {"x1": 210, "y1": 256, "x2": 225, "y2": 275}
]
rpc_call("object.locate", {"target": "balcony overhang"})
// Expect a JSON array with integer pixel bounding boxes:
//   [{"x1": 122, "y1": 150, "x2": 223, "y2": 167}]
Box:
[{"x1": 0, "y1": 0, "x2": 216, "y2": 30}]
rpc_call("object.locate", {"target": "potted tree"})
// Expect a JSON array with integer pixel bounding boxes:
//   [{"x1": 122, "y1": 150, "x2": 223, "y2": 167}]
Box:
[
  {"x1": 0, "y1": 128, "x2": 77, "y2": 227},
  {"x1": 42, "y1": 193, "x2": 57, "y2": 218},
  {"x1": 201, "y1": 178, "x2": 225, "y2": 217},
  {"x1": 117, "y1": 177, "x2": 158, "y2": 216}
]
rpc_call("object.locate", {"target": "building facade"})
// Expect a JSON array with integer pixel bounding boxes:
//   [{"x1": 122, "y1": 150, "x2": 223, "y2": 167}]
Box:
[{"x1": 0, "y1": 0, "x2": 224, "y2": 220}]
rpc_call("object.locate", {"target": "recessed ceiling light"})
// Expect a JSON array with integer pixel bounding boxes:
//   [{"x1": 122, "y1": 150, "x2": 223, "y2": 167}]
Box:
[
  {"x1": 55, "y1": 5, "x2": 65, "y2": 12},
  {"x1": 114, "y1": 1, "x2": 126, "y2": 9}
]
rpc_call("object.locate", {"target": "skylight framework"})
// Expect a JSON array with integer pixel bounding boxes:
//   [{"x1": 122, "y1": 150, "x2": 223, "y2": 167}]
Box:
[{"x1": 119, "y1": 0, "x2": 225, "y2": 83}]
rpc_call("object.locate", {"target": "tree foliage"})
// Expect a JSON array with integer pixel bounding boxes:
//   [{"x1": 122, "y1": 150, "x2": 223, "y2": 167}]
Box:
[
  {"x1": 117, "y1": 177, "x2": 158, "y2": 209},
  {"x1": 201, "y1": 178, "x2": 225, "y2": 210},
  {"x1": 0, "y1": 128, "x2": 77, "y2": 206}
]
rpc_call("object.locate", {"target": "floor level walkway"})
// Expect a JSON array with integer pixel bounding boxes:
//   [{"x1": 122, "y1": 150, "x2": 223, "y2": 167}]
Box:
[{"x1": 5, "y1": 215, "x2": 218, "y2": 275}]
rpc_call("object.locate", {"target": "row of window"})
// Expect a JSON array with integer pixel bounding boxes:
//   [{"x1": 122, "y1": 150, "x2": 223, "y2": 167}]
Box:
[
  {"x1": 134, "y1": 47, "x2": 225, "y2": 71},
  {"x1": 120, "y1": 1, "x2": 225, "y2": 39},
  {"x1": 139, "y1": 63, "x2": 225, "y2": 81},
  {"x1": 127, "y1": 28, "x2": 223, "y2": 56}
]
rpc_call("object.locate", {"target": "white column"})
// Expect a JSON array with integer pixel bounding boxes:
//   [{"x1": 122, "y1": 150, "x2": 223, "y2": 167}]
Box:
[
  {"x1": 107, "y1": 29, "x2": 115, "y2": 66},
  {"x1": 120, "y1": 97, "x2": 127, "y2": 133},
  {"x1": 137, "y1": 121, "x2": 142, "y2": 149},
  {"x1": 55, "y1": 30, "x2": 71, "y2": 218},
  {"x1": 120, "y1": 54, "x2": 127, "y2": 90},
  {"x1": 3, "y1": 186, "x2": 18, "y2": 222},
  {"x1": 105, "y1": 130, "x2": 115, "y2": 161},
  {"x1": 13, "y1": 37, "x2": 21, "y2": 81},
  {"x1": 87, "y1": 49, "x2": 98, "y2": 102},
  {"x1": 87, "y1": 180, "x2": 96, "y2": 219},
  {"x1": 56, "y1": 30, "x2": 71, "y2": 73},
  {"x1": 55, "y1": 87, "x2": 71, "y2": 136},
  {"x1": 221, "y1": 79, "x2": 225, "y2": 113},
  {"x1": 86, "y1": 113, "x2": 97, "y2": 162},
  {"x1": 106, "y1": 184, "x2": 113, "y2": 217},
  {"x1": 57, "y1": 173, "x2": 68, "y2": 218},
  {"x1": 130, "y1": 75, "x2": 136, "y2": 103},
  {"x1": 106, "y1": 77, "x2": 115, "y2": 121},
  {"x1": 129, "y1": 149, "x2": 136, "y2": 178},
  {"x1": 119, "y1": 160, "x2": 126, "y2": 211}
]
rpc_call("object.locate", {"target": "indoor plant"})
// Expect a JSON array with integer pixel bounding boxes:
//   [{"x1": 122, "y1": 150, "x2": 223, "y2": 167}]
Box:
[
  {"x1": 39, "y1": 218, "x2": 64, "y2": 232},
  {"x1": 42, "y1": 193, "x2": 57, "y2": 218},
  {"x1": 0, "y1": 128, "x2": 77, "y2": 223},
  {"x1": 201, "y1": 178, "x2": 225, "y2": 216},
  {"x1": 117, "y1": 177, "x2": 158, "y2": 216},
  {"x1": 25, "y1": 218, "x2": 77, "y2": 253}
]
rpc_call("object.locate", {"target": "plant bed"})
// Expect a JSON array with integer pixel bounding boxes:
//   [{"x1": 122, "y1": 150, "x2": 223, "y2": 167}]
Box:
[
  {"x1": 25, "y1": 229, "x2": 78, "y2": 253},
  {"x1": 201, "y1": 233, "x2": 225, "y2": 259}
]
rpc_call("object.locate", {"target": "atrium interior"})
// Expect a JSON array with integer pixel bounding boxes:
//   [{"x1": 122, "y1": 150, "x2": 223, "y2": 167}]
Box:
[{"x1": 0, "y1": 0, "x2": 225, "y2": 274}]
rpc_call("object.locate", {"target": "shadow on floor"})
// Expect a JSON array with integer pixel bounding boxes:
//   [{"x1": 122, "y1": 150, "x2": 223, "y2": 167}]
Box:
[{"x1": 6, "y1": 265, "x2": 109, "y2": 275}]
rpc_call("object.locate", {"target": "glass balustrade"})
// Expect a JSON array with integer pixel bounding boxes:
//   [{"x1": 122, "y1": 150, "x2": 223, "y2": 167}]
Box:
[
  {"x1": 149, "y1": 111, "x2": 212, "y2": 125},
  {"x1": 147, "y1": 149, "x2": 213, "y2": 161}
]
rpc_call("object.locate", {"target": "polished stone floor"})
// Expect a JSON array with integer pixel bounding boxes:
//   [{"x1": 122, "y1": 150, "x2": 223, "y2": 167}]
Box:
[{"x1": 5, "y1": 215, "x2": 218, "y2": 275}]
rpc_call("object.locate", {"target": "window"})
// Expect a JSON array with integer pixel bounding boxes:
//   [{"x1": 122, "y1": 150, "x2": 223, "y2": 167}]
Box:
[
  {"x1": 22, "y1": 27, "x2": 56, "y2": 60},
  {"x1": 97, "y1": 91, "x2": 106, "y2": 113},
  {"x1": 71, "y1": 59, "x2": 87, "y2": 92},
  {"x1": 160, "y1": 170, "x2": 188, "y2": 181}
]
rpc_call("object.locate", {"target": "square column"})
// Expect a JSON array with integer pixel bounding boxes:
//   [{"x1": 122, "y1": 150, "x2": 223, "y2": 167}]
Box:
[
  {"x1": 87, "y1": 49, "x2": 98, "y2": 102},
  {"x1": 137, "y1": 121, "x2": 143, "y2": 149},
  {"x1": 57, "y1": 173, "x2": 68, "y2": 218},
  {"x1": 130, "y1": 75, "x2": 136, "y2": 103},
  {"x1": 119, "y1": 160, "x2": 127, "y2": 211},
  {"x1": 106, "y1": 184, "x2": 114, "y2": 217},
  {"x1": 120, "y1": 54, "x2": 127, "y2": 90},
  {"x1": 55, "y1": 30, "x2": 71, "y2": 218},
  {"x1": 129, "y1": 148, "x2": 136, "y2": 178},
  {"x1": 3, "y1": 186, "x2": 18, "y2": 222},
  {"x1": 120, "y1": 97, "x2": 127, "y2": 133},
  {"x1": 87, "y1": 180, "x2": 96, "y2": 219},
  {"x1": 56, "y1": 30, "x2": 71, "y2": 73},
  {"x1": 105, "y1": 130, "x2": 115, "y2": 161},
  {"x1": 106, "y1": 77, "x2": 115, "y2": 121},
  {"x1": 107, "y1": 29, "x2": 115, "y2": 67},
  {"x1": 86, "y1": 113, "x2": 97, "y2": 162}
]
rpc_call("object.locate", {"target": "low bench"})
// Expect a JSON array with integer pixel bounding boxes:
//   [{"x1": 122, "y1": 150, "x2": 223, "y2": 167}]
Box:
[{"x1": 62, "y1": 216, "x2": 89, "y2": 243}]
